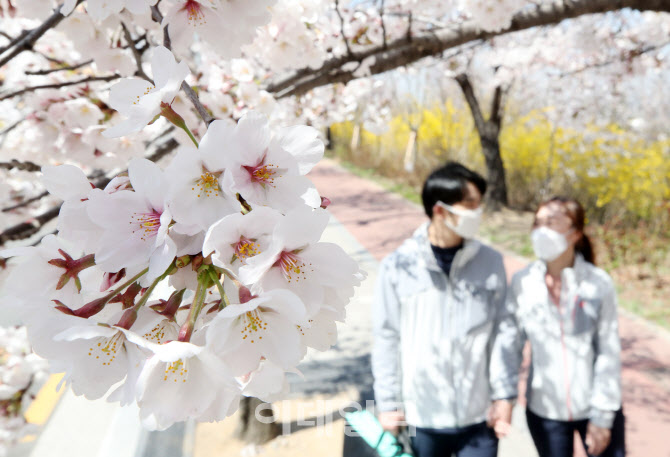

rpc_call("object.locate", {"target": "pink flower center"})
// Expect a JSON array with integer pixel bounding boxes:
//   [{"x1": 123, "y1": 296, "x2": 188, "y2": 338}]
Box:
[
  {"x1": 244, "y1": 162, "x2": 280, "y2": 187},
  {"x1": 232, "y1": 236, "x2": 260, "y2": 263},
  {"x1": 182, "y1": 0, "x2": 206, "y2": 26},
  {"x1": 274, "y1": 250, "x2": 312, "y2": 283},
  {"x1": 130, "y1": 210, "x2": 162, "y2": 241}
]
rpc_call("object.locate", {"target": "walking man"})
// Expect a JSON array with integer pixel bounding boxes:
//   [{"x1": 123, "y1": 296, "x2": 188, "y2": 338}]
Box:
[{"x1": 372, "y1": 162, "x2": 507, "y2": 457}]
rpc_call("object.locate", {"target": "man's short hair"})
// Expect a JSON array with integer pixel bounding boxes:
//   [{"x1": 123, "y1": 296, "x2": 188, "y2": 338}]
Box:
[{"x1": 421, "y1": 162, "x2": 487, "y2": 218}]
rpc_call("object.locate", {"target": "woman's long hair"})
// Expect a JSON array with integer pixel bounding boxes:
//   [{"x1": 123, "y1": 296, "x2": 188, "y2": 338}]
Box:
[{"x1": 535, "y1": 196, "x2": 596, "y2": 265}]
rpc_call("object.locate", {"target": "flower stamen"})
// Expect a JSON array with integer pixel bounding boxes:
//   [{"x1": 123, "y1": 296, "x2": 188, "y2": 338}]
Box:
[
  {"x1": 88, "y1": 332, "x2": 123, "y2": 366},
  {"x1": 129, "y1": 210, "x2": 162, "y2": 241},
  {"x1": 182, "y1": 0, "x2": 207, "y2": 27},
  {"x1": 241, "y1": 310, "x2": 268, "y2": 344},
  {"x1": 274, "y1": 250, "x2": 312, "y2": 283},
  {"x1": 191, "y1": 171, "x2": 222, "y2": 198},
  {"x1": 163, "y1": 359, "x2": 189, "y2": 383},
  {"x1": 232, "y1": 236, "x2": 260, "y2": 263}
]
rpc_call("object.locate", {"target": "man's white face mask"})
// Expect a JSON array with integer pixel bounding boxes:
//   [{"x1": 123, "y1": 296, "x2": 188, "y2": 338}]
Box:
[
  {"x1": 531, "y1": 226, "x2": 572, "y2": 261},
  {"x1": 438, "y1": 202, "x2": 483, "y2": 239}
]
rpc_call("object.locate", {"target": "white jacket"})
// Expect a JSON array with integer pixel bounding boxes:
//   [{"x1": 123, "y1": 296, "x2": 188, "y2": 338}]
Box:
[
  {"x1": 490, "y1": 255, "x2": 622, "y2": 428},
  {"x1": 371, "y1": 223, "x2": 507, "y2": 428}
]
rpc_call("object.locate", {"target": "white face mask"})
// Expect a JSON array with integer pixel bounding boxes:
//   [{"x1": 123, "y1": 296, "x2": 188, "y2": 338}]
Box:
[
  {"x1": 438, "y1": 202, "x2": 482, "y2": 239},
  {"x1": 531, "y1": 227, "x2": 570, "y2": 261}
]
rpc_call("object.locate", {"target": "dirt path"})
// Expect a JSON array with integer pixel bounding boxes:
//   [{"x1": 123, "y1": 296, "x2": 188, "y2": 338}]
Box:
[{"x1": 310, "y1": 158, "x2": 670, "y2": 457}]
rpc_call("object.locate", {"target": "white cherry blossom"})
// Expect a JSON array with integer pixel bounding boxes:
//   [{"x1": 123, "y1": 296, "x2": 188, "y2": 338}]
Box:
[
  {"x1": 202, "y1": 207, "x2": 281, "y2": 276},
  {"x1": 240, "y1": 206, "x2": 363, "y2": 316},
  {"x1": 133, "y1": 338, "x2": 241, "y2": 430},
  {"x1": 222, "y1": 111, "x2": 323, "y2": 212},
  {"x1": 85, "y1": 159, "x2": 176, "y2": 284},
  {"x1": 103, "y1": 46, "x2": 190, "y2": 138},
  {"x1": 206, "y1": 288, "x2": 309, "y2": 376},
  {"x1": 164, "y1": 123, "x2": 241, "y2": 231}
]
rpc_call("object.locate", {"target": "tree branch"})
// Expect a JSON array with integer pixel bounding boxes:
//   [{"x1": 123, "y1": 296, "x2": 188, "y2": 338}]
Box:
[
  {"x1": 1, "y1": 126, "x2": 176, "y2": 214},
  {"x1": 490, "y1": 85, "x2": 504, "y2": 127},
  {"x1": 380, "y1": 0, "x2": 387, "y2": 49},
  {"x1": 180, "y1": 82, "x2": 214, "y2": 125},
  {"x1": 2, "y1": 191, "x2": 49, "y2": 213},
  {"x1": 121, "y1": 21, "x2": 152, "y2": 82},
  {"x1": 24, "y1": 59, "x2": 93, "y2": 76},
  {"x1": 0, "y1": 30, "x2": 30, "y2": 55},
  {"x1": 454, "y1": 74, "x2": 486, "y2": 136},
  {"x1": 334, "y1": 0, "x2": 352, "y2": 56},
  {"x1": 0, "y1": 75, "x2": 120, "y2": 102},
  {"x1": 150, "y1": 5, "x2": 213, "y2": 125},
  {"x1": 265, "y1": 0, "x2": 670, "y2": 99},
  {"x1": 0, "y1": 136, "x2": 179, "y2": 246},
  {"x1": 0, "y1": 0, "x2": 83, "y2": 68},
  {"x1": 0, "y1": 159, "x2": 41, "y2": 172},
  {"x1": 0, "y1": 119, "x2": 24, "y2": 138},
  {"x1": 0, "y1": 206, "x2": 62, "y2": 246},
  {"x1": 557, "y1": 40, "x2": 670, "y2": 78},
  {"x1": 151, "y1": 5, "x2": 171, "y2": 50}
]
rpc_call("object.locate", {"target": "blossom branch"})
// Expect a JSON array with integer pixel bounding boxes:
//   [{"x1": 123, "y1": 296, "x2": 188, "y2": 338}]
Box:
[
  {"x1": 1, "y1": 128, "x2": 175, "y2": 214},
  {"x1": 334, "y1": 0, "x2": 352, "y2": 56},
  {"x1": 380, "y1": 0, "x2": 387, "y2": 49},
  {"x1": 0, "y1": 0, "x2": 83, "y2": 68},
  {"x1": 0, "y1": 159, "x2": 41, "y2": 172},
  {"x1": 556, "y1": 40, "x2": 670, "y2": 78},
  {"x1": 180, "y1": 83, "x2": 214, "y2": 125},
  {"x1": 24, "y1": 59, "x2": 94, "y2": 76},
  {"x1": 0, "y1": 120, "x2": 24, "y2": 142},
  {"x1": 0, "y1": 137, "x2": 179, "y2": 246},
  {"x1": 265, "y1": 0, "x2": 670, "y2": 99},
  {"x1": 0, "y1": 75, "x2": 120, "y2": 102},
  {"x1": 150, "y1": 5, "x2": 214, "y2": 125},
  {"x1": 2, "y1": 191, "x2": 49, "y2": 213},
  {"x1": 0, "y1": 206, "x2": 61, "y2": 247},
  {"x1": 0, "y1": 30, "x2": 30, "y2": 55},
  {"x1": 121, "y1": 22, "x2": 152, "y2": 82},
  {"x1": 150, "y1": 6, "x2": 171, "y2": 50}
]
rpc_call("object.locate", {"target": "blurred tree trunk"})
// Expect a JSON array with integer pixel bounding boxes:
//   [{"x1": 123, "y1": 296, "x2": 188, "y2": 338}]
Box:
[
  {"x1": 325, "y1": 126, "x2": 333, "y2": 150},
  {"x1": 234, "y1": 397, "x2": 280, "y2": 444},
  {"x1": 455, "y1": 73, "x2": 508, "y2": 211}
]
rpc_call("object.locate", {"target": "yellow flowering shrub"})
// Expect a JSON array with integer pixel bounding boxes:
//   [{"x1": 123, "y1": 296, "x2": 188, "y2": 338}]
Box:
[{"x1": 330, "y1": 104, "x2": 670, "y2": 227}]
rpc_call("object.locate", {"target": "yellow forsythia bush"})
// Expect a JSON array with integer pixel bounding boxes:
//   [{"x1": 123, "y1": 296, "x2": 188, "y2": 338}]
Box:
[{"x1": 330, "y1": 103, "x2": 670, "y2": 227}]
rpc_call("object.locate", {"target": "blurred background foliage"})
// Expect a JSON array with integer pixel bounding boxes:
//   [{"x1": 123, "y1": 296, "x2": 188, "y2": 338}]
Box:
[{"x1": 328, "y1": 101, "x2": 669, "y2": 326}]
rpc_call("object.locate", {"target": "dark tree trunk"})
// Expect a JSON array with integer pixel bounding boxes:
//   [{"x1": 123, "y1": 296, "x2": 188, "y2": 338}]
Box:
[
  {"x1": 479, "y1": 135, "x2": 508, "y2": 210},
  {"x1": 326, "y1": 126, "x2": 333, "y2": 150},
  {"x1": 455, "y1": 74, "x2": 508, "y2": 210},
  {"x1": 234, "y1": 397, "x2": 280, "y2": 444}
]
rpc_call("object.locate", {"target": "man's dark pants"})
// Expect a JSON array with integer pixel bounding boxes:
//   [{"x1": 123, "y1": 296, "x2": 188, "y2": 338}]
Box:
[{"x1": 410, "y1": 422, "x2": 498, "y2": 457}]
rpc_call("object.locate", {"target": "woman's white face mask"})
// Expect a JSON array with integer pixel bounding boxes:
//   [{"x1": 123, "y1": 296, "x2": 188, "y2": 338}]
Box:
[
  {"x1": 531, "y1": 227, "x2": 572, "y2": 261},
  {"x1": 438, "y1": 202, "x2": 483, "y2": 239}
]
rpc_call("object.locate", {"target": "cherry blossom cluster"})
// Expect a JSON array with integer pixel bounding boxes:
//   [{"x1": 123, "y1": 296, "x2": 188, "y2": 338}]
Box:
[
  {"x1": 2, "y1": 0, "x2": 669, "y2": 436},
  {"x1": 1, "y1": 92, "x2": 364, "y2": 428},
  {"x1": 0, "y1": 326, "x2": 48, "y2": 456}
]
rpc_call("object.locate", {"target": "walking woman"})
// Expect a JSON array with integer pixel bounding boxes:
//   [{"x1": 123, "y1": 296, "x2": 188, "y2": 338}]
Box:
[{"x1": 489, "y1": 196, "x2": 625, "y2": 457}]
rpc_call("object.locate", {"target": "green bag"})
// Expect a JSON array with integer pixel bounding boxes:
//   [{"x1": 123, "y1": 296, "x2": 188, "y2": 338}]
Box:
[{"x1": 343, "y1": 410, "x2": 414, "y2": 457}]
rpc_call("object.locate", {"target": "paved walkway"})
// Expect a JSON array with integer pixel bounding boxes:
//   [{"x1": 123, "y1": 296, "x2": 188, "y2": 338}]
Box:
[{"x1": 308, "y1": 158, "x2": 670, "y2": 457}]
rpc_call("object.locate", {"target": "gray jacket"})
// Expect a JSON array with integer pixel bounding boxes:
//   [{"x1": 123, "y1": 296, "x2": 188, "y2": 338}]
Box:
[
  {"x1": 490, "y1": 255, "x2": 622, "y2": 428},
  {"x1": 371, "y1": 223, "x2": 507, "y2": 428}
]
